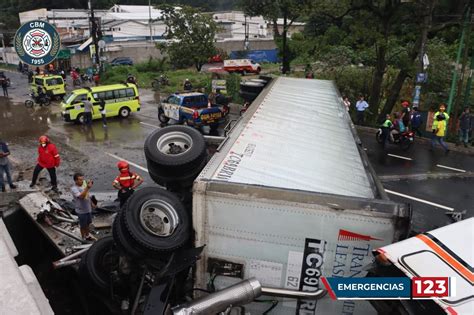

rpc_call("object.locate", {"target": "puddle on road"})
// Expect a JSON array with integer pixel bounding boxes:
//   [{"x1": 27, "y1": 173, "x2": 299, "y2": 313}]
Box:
[
  {"x1": 59, "y1": 117, "x2": 147, "y2": 148},
  {"x1": 0, "y1": 99, "x2": 58, "y2": 139}
]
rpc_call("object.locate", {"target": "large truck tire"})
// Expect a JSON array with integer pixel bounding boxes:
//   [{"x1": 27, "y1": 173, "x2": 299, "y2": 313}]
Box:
[
  {"x1": 148, "y1": 156, "x2": 208, "y2": 188},
  {"x1": 112, "y1": 214, "x2": 146, "y2": 258},
  {"x1": 79, "y1": 236, "x2": 118, "y2": 292},
  {"x1": 144, "y1": 126, "x2": 207, "y2": 179},
  {"x1": 240, "y1": 82, "x2": 264, "y2": 94},
  {"x1": 239, "y1": 90, "x2": 259, "y2": 103},
  {"x1": 121, "y1": 187, "x2": 190, "y2": 252}
]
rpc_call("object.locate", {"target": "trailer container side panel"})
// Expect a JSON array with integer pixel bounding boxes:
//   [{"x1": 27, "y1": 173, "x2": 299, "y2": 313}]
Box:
[
  {"x1": 192, "y1": 77, "x2": 411, "y2": 315},
  {"x1": 193, "y1": 188, "x2": 396, "y2": 314}
]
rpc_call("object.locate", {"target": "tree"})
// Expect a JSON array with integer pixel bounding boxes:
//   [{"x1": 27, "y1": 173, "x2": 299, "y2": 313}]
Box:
[
  {"x1": 240, "y1": 0, "x2": 313, "y2": 74},
  {"x1": 157, "y1": 5, "x2": 218, "y2": 71}
]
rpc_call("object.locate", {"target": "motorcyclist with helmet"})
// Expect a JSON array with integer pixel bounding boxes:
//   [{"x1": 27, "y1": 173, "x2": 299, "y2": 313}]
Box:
[
  {"x1": 126, "y1": 73, "x2": 137, "y2": 85},
  {"x1": 390, "y1": 112, "x2": 406, "y2": 143},
  {"x1": 112, "y1": 160, "x2": 144, "y2": 207}
]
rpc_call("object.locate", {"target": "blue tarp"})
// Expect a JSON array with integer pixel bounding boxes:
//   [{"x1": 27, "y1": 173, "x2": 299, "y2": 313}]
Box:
[{"x1": 230, "y1": 49, "x2": 279, "y2": 63}]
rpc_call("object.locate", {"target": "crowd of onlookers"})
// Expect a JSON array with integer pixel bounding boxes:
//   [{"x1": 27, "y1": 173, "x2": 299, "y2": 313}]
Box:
[{"x1": 343, "y1": 95, "x2": 473, "y2": 150}]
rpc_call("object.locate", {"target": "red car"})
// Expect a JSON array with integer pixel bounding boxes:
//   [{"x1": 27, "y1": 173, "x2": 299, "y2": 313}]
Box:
[{"x1": 208, "y1": 55, "x2": 223, "y2": 63}]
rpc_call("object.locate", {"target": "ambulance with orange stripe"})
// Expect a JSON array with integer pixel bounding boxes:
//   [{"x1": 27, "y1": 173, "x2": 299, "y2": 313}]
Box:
[{"x1": 372, "y1": 218, "x2": 473, "y2": 315}]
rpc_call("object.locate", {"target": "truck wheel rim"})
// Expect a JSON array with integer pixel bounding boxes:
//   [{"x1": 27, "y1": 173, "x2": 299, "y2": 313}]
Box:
[
  {"x1": 121, "y1": 109, "x2": 129, "y2": 117},
  {"x1": 139, "y1": 199, "x2": 179, "y2": 237},
  {"x1": 156, "y1": 131, "x2": 192, "y2": 156}
]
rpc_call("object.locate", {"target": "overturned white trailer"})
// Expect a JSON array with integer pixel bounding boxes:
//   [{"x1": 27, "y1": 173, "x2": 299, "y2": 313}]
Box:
[{"x1": 192, "y1": 77, "x2": 411, "y2": 314}]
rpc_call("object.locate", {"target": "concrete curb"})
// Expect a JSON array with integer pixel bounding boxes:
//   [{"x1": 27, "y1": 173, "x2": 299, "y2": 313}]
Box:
[{"x1": 356, "y1": 125, "x2": 474, "y2": 155}]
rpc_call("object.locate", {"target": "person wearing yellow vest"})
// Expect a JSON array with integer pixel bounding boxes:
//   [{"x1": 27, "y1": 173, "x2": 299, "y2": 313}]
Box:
[{"x1": 431, "y1": 103, "x2": 449, "y2": 153}]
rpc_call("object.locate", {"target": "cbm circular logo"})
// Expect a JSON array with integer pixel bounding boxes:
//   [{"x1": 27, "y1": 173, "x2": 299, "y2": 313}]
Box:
[{"x1": 14, "y1": 20, "x2": 60, "y2": 66}]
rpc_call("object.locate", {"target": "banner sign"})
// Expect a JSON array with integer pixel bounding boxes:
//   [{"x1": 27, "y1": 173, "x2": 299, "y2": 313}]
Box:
[
  {"x1": 321, "y1": 277, "x2": 453, "y2": 300},
  {"x1": 14, "y1": 20, "x2": 60, "y2": 66}
]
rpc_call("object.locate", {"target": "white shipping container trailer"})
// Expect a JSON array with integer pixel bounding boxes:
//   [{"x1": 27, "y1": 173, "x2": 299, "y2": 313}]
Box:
[{"x1": 192, "y1": 77, "x2": 411, "y2": 315}]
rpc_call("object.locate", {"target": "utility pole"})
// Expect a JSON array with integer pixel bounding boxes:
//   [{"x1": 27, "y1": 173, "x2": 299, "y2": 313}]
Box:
[
  {"x1": 244, "y1": 15, "x2": 249, "y2": 50},
  {"x1": 148, "y1": 0, "x2": 153, "y2": 42},
  {"x1": 463, "y1": 53, "x2": 474, "y2": 107},
  {"x1": 451, "y1": 8, "x2": 472, "y2": 133},
  {"x1": 447, "y1": 5, "x2": 471, "y2": 114},
  {"x1": 412, "y1": 0, "x2": 435, "y2": 109},
  {"x1": 89, "y1": 0, "x2": 100, "y2": 72}
]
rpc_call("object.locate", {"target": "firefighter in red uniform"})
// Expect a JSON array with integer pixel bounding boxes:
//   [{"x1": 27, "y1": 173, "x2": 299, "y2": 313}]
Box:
[
  {"x1": 30, "y1": 135, "x2": 60, "y2": 192},
  {"x1": 113, "y1": 161, "x2": 144, "y2": 207}
]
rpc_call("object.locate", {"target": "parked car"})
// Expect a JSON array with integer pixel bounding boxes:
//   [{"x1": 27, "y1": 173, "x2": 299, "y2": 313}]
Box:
[
  {"x1": 110, "y1": 57, "x2": 134, "y2": 66},
  {"x1": 158, "y1": 92, "x2": 229, "y2": 131},
  {"x1": 208, "y1": 54, "x2": 223, "y2": 63}
]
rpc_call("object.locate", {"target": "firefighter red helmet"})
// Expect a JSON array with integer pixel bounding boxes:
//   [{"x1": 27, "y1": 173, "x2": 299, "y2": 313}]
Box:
[
  {"x1": 39, "y1": 135, "x2": 49, "y2": 143},
  {"x1": 117, "y1": 161, "x2": 129, "y2": 170}
]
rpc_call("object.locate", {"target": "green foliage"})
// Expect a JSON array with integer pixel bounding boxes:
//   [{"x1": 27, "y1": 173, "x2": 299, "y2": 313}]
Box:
[
  {"x1": 157, "y1": 5, "x2": 218, "y2": 72},
  {"x1": 101, "y1": 62, "x2": 213, "y2": 94},
  {"x1": 135, "y1": 57, "x2": 169, "y2": 73},
  {"x1": 226, "y1": 73, "x2": 243, "y2": 103}
]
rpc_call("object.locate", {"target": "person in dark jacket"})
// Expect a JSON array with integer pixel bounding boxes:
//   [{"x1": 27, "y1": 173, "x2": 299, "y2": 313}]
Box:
[
  {"x1": 410, "y1": 107, "x2": 423, "y2": 136},
  {"x1": 1, "y1": 77, "x2": 8, "y2": 97},
  {"x1": 30, "y1": 135, "x2": 61, "y2": 192},
  {"x1": 458, "y1": 107, "x2": 472, "y2": 147},
  {"x1": 0, "y1": 139, "x2": 17, "y2": 192}
]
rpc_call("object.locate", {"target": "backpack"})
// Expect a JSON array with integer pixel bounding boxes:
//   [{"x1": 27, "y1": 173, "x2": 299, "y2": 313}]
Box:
[{"x1": 398, "y1": 120, "x2": 406, "y2": 132}]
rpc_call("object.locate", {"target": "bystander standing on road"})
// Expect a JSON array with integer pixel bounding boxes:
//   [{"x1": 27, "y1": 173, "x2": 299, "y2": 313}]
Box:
[
  {"x1": 93, "y1": 72, "x2": 100, "y2": 86},
  {"x1": 381, "y1": 114, "x2": 393, "y2": 149},
  {"x1": 99, "y1": 98, "x2": 107, "y2": 128},
  {"x1": 30, "y1": 135, "x2": 60, "y2": 192},
  {"x1": 343, "y1": 96, "x2": 351, "y2": 112},
  {"x1": 1, "y1": 77, "x2": 8, "y2": 98},
  {"x1": 431, "y1": 103, "x2": 450, "y2": 153},
  {"x1": 83, "y1": 97, "x2": 94, "y2": 126},
  {"x1": 355, "y1": 95, "x2": 369, "y2": 125},
  {"x1": 401, "y1": 101, "x2": 411, "y2": 127},
  {"x1": 0, "y1": 139, "x2": 17, "y2": 192},
  {"x1": 410, "y1": 107, "x2": 423, "y2": 136},
  {"x1": 458, "y1": 106, "x2": 472, "y2": 148},
  {"x1": 71, "y1": 172, "x2": 97, "y2": 241},
  {"x1": 113, "y1": 161, "x2": 144, "y2": 207}
]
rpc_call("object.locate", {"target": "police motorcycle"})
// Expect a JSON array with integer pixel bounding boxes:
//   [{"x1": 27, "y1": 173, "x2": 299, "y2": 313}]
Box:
[{"x1": 25, "y1": 90, "x2": 51, "y2": 108}]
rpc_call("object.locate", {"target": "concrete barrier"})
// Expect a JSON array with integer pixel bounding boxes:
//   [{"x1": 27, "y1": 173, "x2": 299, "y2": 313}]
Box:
[{"x1": 0, "y1": 218, "x2": 54, "y2": 315}]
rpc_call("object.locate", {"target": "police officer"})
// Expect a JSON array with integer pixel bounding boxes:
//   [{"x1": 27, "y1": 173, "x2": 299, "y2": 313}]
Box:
[{"x1": 112, "y1": 161, "x2": 143, "y2": 207}]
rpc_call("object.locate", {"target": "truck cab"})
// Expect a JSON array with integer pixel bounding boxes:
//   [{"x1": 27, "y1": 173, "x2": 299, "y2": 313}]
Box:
[{"x1": 158, "y1": 92, "x2": 229, "y2": 131}]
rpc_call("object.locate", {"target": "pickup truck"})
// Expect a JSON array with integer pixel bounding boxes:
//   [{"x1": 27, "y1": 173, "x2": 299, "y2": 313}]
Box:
[{"x1": 158, "y1": 92, "x2": 228, "y2": 131}]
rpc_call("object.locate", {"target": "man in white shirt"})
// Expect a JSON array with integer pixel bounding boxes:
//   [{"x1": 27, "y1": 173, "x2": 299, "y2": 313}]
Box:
[{"x1": 355, "y1": 95, "x2": 369, "y2": 125}]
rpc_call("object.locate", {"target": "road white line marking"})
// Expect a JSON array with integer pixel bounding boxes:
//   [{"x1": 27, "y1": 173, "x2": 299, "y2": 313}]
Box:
[
  {"x1": 105, "y1": 152, "x2": 149, "y2": 173},
  {"x1": 385, "y1": 189, "x2": 454, "y2": 211},
  {"x1": 140, "y1": 122, "x2": 159, "y2": 128},
  {"x1": 436, "y1": 164, "x2": 466, "y2": 173},
  {"x1": 387, "y1": 154, "x2": 413, "y2": 161}
]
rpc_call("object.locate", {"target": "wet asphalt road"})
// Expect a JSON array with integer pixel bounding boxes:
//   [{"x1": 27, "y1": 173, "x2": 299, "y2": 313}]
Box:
[
  {"x1": 1, "y1": 68, "x2": 472, "y2": 234},
  {"x1": 357, "y1": 129, "x2": 473, "y2": 232}
]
